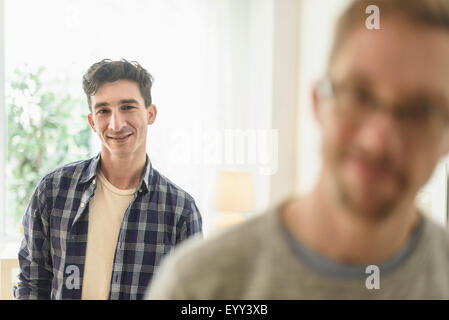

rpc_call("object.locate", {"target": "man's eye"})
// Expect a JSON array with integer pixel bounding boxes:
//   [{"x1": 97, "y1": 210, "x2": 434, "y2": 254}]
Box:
[
  {"x1": 398, "y1": 104, "x2": 433, "y2": 120},
  {"x1": 97, "y1": 109, "x2": 109, "y2": 114},
  {"x1": 351, "y1": 87, "x2": 372, "y2": 104},
  {"x1": 340, "y1": 86, "x2": 373, "y2": 108},
  {"x1": 123, "y1": 105, "x2": 135, "y2": 110}
]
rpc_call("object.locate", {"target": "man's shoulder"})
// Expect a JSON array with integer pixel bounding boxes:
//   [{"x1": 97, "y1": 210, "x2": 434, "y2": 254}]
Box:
[
  {"x1": 38, "y1": 156, "x2": 96, "y2": 187},
  {"x1": 422, "y1": 215, "x2": 449, "y2": 260},
  {"x1": 150, "y1": 167, "x2": 196, "y2": 204},
  {"x1": 400, "y1": 214, "x2": 449, "y2": 296}
]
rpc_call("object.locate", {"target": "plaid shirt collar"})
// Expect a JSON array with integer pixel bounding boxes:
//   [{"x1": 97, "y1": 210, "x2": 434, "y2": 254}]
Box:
[{"x1": 79, "y1": 152, "x2": 153, "y2": 194}]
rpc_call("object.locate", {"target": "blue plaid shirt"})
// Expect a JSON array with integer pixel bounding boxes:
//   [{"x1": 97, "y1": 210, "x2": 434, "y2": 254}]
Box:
[{"x1": 13, "y1": 153, "x2": 202, "y2": 300}]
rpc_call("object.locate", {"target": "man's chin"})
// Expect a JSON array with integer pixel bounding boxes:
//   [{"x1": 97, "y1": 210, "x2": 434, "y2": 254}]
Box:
[
  {"x1": 344, "y1": 197, "x2": 396, "y2": 221},
  {"x1": 103, "y1": 145, "x2": 134, "y2": 158},
  {"x1": 335, "y1": 183, "x2": 399, "y2": 222}
]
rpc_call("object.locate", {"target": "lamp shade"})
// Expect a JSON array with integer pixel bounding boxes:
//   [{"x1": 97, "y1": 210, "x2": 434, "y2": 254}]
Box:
[{"x1": 214, "y1": 171, "x2": 256, "y2": 212}]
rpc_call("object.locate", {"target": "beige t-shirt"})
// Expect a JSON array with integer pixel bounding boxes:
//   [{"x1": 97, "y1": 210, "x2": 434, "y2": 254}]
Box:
[{"x1": 81, "y1": 170, "x2": 136, "y2": 300}]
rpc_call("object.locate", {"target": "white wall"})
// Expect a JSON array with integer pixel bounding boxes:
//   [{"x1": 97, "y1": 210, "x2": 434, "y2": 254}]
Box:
[
  {"x1": 269, "y1": 0, "x2": 300, "y2": 206},
  {"x1": 215, "y1": 0, "x2": 301, "y2": 211},
  {"x1": 296, "y1": 0, "x2": 350, "y2": 194},
  {"x1": 417, "y1": 158, "x2": 449, "y2": 227}
]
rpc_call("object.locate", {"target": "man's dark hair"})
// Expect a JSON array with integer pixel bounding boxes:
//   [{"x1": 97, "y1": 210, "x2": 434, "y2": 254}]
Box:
[{"x1": 82, "y1": 59, "x2": 154, "y2": 111}]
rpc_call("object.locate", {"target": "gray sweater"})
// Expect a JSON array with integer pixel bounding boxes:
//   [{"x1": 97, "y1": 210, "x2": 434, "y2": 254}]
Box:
[{"x1": 146, "y1": 208, "x2": 449, "y2": 299}]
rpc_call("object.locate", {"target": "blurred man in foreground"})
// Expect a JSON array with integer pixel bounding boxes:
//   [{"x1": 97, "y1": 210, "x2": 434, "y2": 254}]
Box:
[{"x1": 147, "y1": 0, "x2": 449, "y2": 299}]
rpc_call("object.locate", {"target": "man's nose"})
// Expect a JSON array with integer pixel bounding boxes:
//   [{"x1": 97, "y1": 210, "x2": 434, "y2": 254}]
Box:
[
  {"x1": 355, "y1": 113, "x2": 402, "y2": 157},
  {"x1": 108, "y1": 110, "x2": 126, "y2": 131}
]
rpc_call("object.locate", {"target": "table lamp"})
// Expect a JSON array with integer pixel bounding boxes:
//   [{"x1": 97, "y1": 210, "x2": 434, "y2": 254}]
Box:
[{"x1": 213, "y1": 170, "x2": 256, "y2": 229}]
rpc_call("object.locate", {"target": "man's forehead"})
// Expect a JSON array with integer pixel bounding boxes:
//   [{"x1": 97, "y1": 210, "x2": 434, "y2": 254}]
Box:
[
  {"x1": 330, "y1": 17, "x2": 449, "y2": 100},
  {"x1": 91, "y1": 80, "x2": 144, "y2": 104}
]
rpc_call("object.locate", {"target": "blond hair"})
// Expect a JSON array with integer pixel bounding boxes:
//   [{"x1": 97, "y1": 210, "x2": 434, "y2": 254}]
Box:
[{"x1": 328, "y1": 0, "x2": 449, "y2": 70}]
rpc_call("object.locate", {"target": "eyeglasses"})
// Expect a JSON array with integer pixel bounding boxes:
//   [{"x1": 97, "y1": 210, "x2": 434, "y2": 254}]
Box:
[{"x1": 317, "y1": 78, "x2": 449, "y2": 138}]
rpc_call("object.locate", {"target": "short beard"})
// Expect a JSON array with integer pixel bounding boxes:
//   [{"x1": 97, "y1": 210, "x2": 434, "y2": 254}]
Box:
[{"x1": 333, "y1": 174, "x2": 402, "y2": 223}]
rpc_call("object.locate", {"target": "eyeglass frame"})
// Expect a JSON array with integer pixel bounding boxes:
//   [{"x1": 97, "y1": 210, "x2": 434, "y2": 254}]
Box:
[{"x1": 316, "y1": 77, "x2": 449, "y2": 139}]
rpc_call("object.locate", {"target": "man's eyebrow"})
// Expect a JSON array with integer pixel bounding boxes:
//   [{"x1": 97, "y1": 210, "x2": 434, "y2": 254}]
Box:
[
  {"x1": 339, "y1": 73, "x2": 372, "y2": 86},
  {"x1": 93, "y1": 99, "x2": 140, "y2": 109},
  {"x1": 119, "y1": 99, "x2": 139, "y2": 105},
  {"x1": 408, "y1": 94, "x2": 449, "y2": 110},
  {"x1": 93, "y1": 102, "x2": 109, "y2": 109}
]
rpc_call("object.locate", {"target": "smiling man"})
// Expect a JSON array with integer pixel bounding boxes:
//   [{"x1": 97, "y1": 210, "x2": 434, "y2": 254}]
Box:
[
  {"x1": 14, "y1": 59, "x2": 202, "y2": 300},
  {"x1": 147, "y1": 0, "x2": 449, "y2": 299}
]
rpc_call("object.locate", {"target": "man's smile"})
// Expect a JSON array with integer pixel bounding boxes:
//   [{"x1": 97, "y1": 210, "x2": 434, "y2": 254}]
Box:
[{"x1": 107, "y1": 133, "x2": 133, "y2": 142}]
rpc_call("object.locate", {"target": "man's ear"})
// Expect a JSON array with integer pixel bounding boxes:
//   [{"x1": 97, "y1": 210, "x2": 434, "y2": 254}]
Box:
[
  {"x1": 312, "y1": 82, "x2": 324, "y2": 127},
  {"x1": 88, "y1": 113, "x2": 96, "y2": 132},
  {"x1": 147, "y1": 104, "x2": 157, "y2": 125}
]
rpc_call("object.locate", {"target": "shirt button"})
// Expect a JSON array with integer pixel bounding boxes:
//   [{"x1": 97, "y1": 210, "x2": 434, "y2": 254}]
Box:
[
  {"x1": 80, "y1": 202, "x2": 85, "y2": 208},
  {"x1": 139, "y1": 189, "x2": 142, "y2": 193},
  {"x1": 92, "y1": 179, "x2": 96, "y2": 185}
]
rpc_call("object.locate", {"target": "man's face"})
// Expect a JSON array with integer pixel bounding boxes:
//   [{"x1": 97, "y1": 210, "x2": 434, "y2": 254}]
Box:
[
  {"x1": 315, "y1": 18, "x2": 449, "y2": 219},
  {"x1": 88, "y1": 79, "x2": 156, "y2": 160}
]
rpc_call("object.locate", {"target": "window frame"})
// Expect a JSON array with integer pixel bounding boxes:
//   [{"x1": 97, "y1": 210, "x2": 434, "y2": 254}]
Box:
[
  {"x1": 0, "y1": 0, "x2": 21, "y2": 251},
  {"x1": 0, "y1": 0, "x2": 8, "y2": 245}
]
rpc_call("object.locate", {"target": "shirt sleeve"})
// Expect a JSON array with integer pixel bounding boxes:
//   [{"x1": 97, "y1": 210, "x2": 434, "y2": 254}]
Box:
[
  {"x1": 13, "y1": 179, "x2": 53, "y2": 300},
  {"x1": 176, "y1": 199, "x2": 203, "y2": 243}
]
